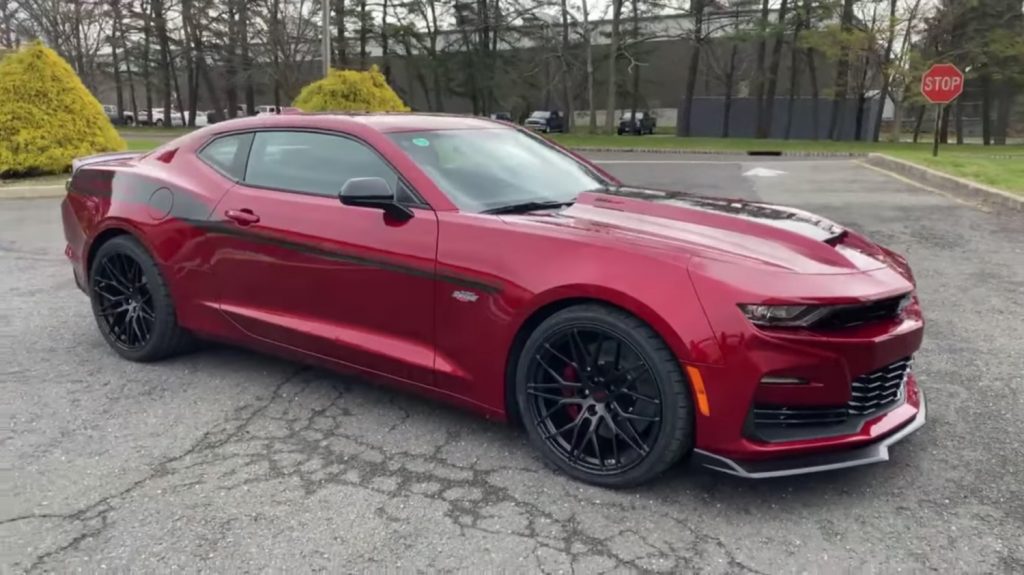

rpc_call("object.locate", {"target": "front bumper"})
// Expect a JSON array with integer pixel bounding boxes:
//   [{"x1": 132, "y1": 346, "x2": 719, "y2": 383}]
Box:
[{"x1": 692, "y1": 390, "x2": 926, "y2": 478}]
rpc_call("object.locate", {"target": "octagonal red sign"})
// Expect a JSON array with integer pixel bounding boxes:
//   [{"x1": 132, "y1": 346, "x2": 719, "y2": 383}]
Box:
[{"x1": 921, "y1": 63, "x2": 965, "y2": 104}]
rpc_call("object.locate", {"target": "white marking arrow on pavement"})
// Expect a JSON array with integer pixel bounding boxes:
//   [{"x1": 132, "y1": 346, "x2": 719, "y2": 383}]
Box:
[{"x1": 743, "y1": 167, "x2": 787, "y2": 177}]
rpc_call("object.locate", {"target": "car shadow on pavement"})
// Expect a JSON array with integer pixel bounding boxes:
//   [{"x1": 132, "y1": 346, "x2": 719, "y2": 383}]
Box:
[{"x1": 176, "y1": 342, "x2": 915, "y2": 510}]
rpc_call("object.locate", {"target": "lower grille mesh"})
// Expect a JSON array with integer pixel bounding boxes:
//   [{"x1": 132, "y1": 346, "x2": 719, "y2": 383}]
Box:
[{"x1": 751, "y1": 358, "x2": 912, "y2": 434}]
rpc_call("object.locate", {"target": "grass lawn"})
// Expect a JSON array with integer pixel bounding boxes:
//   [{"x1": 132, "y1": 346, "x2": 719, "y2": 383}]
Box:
[
  {"x1": 0, "y1": 173, "x2": 68, "y2": 187},
  {"x1": 126, "y1": 138, "x2": 164, "y2": 151},
  {"x1": 883, "y1": 150, "x2": 1024, "y2": 196},
  {"x1": 119, "y1": 126, "x2": 192, "y2": 137}
]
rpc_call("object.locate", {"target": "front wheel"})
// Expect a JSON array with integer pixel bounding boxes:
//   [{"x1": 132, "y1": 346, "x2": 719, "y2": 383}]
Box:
[
  {"x1": 89, "y1": 235, "x2": 192, "y2": 362},
  {"x1": 515, "y1": 304, "x2": 694, "y2": 487}
]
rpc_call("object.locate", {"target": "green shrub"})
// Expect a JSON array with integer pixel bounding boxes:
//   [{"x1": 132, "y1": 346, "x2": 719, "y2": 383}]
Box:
[
  {"x1": 293, "y1": 65, "x2": 410, "y2": 113},
  {"x1": 0, "y1": 42, "x2": 125, "y2": 177}
]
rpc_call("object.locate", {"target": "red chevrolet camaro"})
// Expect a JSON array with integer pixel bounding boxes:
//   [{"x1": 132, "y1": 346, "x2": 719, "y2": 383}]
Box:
[{"x1": 61, "y1": 114, "x2": 926, "y2": 487}]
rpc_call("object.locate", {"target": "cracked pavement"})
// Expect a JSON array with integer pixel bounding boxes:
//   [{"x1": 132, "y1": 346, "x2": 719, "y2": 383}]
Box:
[{"x1": 2, "y1": 154, "x2": 1023, "y2": 572}]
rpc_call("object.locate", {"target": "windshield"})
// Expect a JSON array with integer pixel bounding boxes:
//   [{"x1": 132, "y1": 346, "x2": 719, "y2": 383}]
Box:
[
  {"x1": 621, "y1": 112, "x2": 645, "y2": 120},
  {"x1": 529, "y1": 111, "x2": 551, "y2": 119},
  {"x1": 388, "y1": 129, "x2": 606, "y2": 213}
]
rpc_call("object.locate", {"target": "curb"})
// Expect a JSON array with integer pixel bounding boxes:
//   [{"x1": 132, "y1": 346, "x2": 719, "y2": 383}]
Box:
[
  {"x1": 0, "y1": 184, "x2": 66, "y2": 199},
  {"x1": 566, "y1": 146, "x2": 868, "y2": 158},
  {"x1": 863, "y1": 153, "x2": 1022, "y2": 212}
]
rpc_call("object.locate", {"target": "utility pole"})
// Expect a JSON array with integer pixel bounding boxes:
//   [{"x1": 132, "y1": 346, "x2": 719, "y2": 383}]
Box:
[{"x1": 321, "y1": 0, "x2": 331, "y2": 76}]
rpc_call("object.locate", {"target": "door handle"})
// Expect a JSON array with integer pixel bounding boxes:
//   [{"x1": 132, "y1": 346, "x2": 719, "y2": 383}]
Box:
[{"x1": 224, "y1": 208, "x2": 260, "y2": 225}]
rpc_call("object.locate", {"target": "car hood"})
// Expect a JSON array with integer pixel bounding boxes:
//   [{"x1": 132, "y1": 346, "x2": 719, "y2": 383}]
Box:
[{"x1": 503, "y1": 189, "x2": 890, "y2": 275}]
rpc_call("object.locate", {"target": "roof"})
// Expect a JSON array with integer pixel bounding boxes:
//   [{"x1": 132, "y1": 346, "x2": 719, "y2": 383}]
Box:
[{"x1": 207, "y1": 112, "x2": 508, "y2": 134}]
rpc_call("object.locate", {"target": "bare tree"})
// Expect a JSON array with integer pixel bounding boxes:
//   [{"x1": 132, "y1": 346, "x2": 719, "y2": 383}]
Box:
[{"x1": 603, "y1": 0, "x2": 624, "y2": 132}]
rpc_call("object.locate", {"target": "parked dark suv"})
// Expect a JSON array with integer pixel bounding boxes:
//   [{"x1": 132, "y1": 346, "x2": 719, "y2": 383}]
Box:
[
  {"x1": 524, "y1": 110, "x2": 565, "y2": 133},
  {"x1": 618, "y1": 111, "x2": 656, "y2": 135}
]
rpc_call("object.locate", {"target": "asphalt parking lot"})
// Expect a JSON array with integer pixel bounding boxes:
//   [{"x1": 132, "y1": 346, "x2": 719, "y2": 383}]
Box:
[{"x1": 3, "y1": 153, "x2": 1023, "y2": 572}]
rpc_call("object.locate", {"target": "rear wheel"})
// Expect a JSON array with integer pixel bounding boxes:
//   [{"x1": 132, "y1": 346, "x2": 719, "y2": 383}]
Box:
[
  {"x1": 515, "y1": 304, "x2": 693, "y2": 487},
  {"x1": 89, "y1": 235, "x2": 191, "y2": 362}
]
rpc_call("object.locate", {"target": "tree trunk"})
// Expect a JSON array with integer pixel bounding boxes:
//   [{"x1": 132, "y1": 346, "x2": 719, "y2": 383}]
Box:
[
  {"x1": 679, "y1": 0, "x2": 704, "y2": 137},
  {"x1": 240, "y1": 0, "x2": 254, "y2": 114},
  {"x1": 428, "y1": 0, "x2": 444, "y2": 112},
  {"x1": 560, "y1": 0, "x2": 573, "y2": 131},
  {"x1": 760, "y1": 0, "x2": 789, "y2": 138},
  {"x1": 939, "y1": 105, "x2": 950, "y2": 144},
  {"x1": 359, "y1": 0, "x2": 368, "y2": 69},
  {"x1": 889, "y1": 88, "x2": 903, "y2": 142},
  {"x1": 183, "y1": 0, "x2": 225, "y2": 120},
  {"x1": 118, "y1": 11, "x2": 138, "y2": 124},
  {"x1": 784, "y1": 4, "x2": 806, "y2": 140},
  {"x1": 629, "y1": 0, "x2": 640, "y2": 125},
  {"x1": 981, "y1": 72, "x2": 992, "y2": 145},
  {"x1": 271, "y1": 0, "x2": 283, "y2": 110},
  {"x1": 722, "y1": 43, "x2": 737, "y2": 138},
  {"x1": 381, "y1": 0, "x2": 391, "y2": 82},
  {"x1": 828, "y1": 0, "x2": 856, "y2": 140},
  {"x1": 872, "y1": 0, "x2": 897, "y2": 142},
  {"x1": 954, "y1": 100, "x2": 964, "y2": 144},
  {"x1": 170, "y1": 53, "x2": 187, "y2": 126},
  {"x1": 911, "y1": 104, "x2": 925, "y2": 143},
  {"x1": 994, "y1": 77, "x2": 1013, "y2": 145},
  {"x1": 152, "y1": 0, "x2": 172, "y2": 127},
  {"x1": 803, "y1": 0, "x2": 819, "y2": 139},
  {"x1": 807, "y1": 48, "x2": 820, "y2": 139},
  {"x1": 142, "y1": 0, "x2": 153, "y2": 123},
  {"x1": 109, "y1": 1, "x2": 125, "y2": 124},
  {"x1": 183, "y1": 12, "x2": 197, "y2": 125},
  {"x1": 853, "y1": 57, "x2": 869, "y2": 141},
  {"x1": 603, "y1": 0, "x2": 624, "y2": 133},
  {"x1": 225, "y1": 1, "x2": 239, "y2": 118},
  {"x1": 753, "y1": 0, "x2": 770, "y2": 136},
  {"x1": 335, "y1": 0, "x2": 347, "y2": 66},
  {"x1": 581, "y1": 0, "x2": 596, "y2": 133}
]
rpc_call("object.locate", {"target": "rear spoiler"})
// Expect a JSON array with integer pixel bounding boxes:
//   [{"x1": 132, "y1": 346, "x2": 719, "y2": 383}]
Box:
[{"x1": 71, "y1": 151, "x2": 142, "y2": 174}]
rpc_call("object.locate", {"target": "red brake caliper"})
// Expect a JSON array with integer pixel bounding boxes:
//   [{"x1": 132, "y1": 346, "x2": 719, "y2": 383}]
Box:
[{"x1": 563, "y1": 365, "x2": 581, "y2": 419}]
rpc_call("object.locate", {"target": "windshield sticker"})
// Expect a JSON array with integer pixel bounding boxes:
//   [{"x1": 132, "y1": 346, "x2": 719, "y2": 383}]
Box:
[{"x1": 412, "y1": 137, "x2": 430, "y2": 147}]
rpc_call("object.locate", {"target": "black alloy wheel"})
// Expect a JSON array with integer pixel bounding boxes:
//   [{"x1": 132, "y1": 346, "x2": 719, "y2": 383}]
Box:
[
  {"x1": 89, "y1": 235, "x2": 191, "y2": 362},
  {"x1": 516, "y1": 305, "x2": 693, "y2": 487},
  {"x1": 92, "y1": 251, "x2": 155, "y2": 350}
]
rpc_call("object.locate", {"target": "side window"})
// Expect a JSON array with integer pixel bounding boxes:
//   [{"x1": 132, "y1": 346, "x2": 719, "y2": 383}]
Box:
[
  {"x1": 244, "y1": 131, "x2": 399, "y2": 197},
  {"x1": 198, "y1": 133, "x2": 252, "y2": 180}
]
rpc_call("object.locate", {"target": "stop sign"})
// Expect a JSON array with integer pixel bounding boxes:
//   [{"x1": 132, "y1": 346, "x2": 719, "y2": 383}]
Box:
[{"x1": 920, "y1": 63, "x2": 964, "y2": 104}]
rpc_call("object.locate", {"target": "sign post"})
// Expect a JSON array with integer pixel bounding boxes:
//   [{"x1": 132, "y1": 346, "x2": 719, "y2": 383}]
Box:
[{"x1": 920, "y1": 63, "x2": 965, "y2": 157}]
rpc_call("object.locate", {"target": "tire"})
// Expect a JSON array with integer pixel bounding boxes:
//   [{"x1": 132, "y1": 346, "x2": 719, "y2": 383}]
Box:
[
  {"x1": 89, "y1": 235, "x2": 192, "y2": 362},
  {"x1": 515, "y1": 304, "x2": 693, "y2": 488},
  {"x1": 154, "y1": 119, "x2": 164, "y2": 127}
]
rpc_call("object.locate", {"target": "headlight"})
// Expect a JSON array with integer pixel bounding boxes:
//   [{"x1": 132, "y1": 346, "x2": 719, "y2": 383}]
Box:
[{"x1": 738, "y1": 304, "x2": 831, "y2": 327}]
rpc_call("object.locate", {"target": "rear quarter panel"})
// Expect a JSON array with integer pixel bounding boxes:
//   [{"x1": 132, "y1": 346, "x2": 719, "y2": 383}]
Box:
[{"x1": 64, "y1": 141, "x2": 238, "y2": 334}]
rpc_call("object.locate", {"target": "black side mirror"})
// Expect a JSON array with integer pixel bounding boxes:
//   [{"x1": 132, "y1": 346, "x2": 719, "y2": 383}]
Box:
[{"x1": 338, "y1": 177, "x2": 413, "y2": 220}]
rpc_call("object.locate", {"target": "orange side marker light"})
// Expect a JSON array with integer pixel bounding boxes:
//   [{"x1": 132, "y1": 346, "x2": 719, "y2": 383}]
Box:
[{"x1": 685, "y1": 365, "x2": 711, "y2": 417}]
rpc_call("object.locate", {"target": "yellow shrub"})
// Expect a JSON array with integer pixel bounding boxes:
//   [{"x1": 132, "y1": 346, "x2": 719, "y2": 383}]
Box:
[
  {"x1": 0, "y1": 42, "x2": 125, "y2": 177},
  {"x1": 293, "y1": 65, "x2": 410, "y2": 113}
]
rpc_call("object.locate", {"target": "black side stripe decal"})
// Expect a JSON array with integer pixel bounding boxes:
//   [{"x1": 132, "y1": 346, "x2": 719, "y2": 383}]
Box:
[{"x1": 182, "y1": 219, "x2": 501, "y2": 294}]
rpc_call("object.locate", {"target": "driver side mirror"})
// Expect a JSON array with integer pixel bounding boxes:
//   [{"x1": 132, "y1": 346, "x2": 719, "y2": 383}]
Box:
[{"x1": 338, "y1": 177, "x2": 413, "y2": 220}]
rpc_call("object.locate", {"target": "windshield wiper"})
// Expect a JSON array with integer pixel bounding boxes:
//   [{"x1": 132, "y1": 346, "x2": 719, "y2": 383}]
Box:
[{"x1": 482, "y1": 200, "x2": 575, "y2": 215}]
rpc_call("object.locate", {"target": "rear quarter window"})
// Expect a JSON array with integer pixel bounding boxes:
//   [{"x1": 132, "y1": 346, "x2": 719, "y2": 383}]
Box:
[{"x1": 198, "y1": 133, "x2": 253, "y2": 180}]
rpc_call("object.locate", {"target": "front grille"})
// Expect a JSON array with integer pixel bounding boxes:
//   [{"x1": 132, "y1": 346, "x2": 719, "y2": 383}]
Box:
[
  {"x1": 812, "y1": 294, "x2": 910, "y2": 330},
  {"x1": 749, "y1": 358, "x2": 912, "y2": 441},
  {"x1": 848, "y1": 357, "x2": 911, "y2": 415}
]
